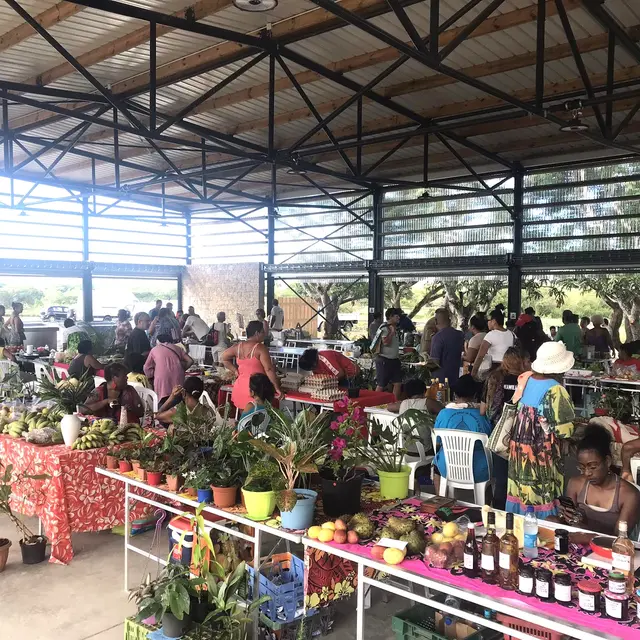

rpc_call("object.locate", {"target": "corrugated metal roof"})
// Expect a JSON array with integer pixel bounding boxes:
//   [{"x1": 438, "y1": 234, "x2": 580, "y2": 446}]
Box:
[{"x1": 1, "y1": 0, "x2": 639, "y2": 202}]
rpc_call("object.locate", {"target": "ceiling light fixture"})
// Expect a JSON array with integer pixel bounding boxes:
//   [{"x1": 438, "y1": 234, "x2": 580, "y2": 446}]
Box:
[
  {"x1": 417, "y1": 190, "x2": 431, "y2": 201},
  {"x1": 559, "y1": 107, "x2": 589, "y2": 133},
  {"x1": 233, "y1": 0, "x2": 278, "y2": 11},
  {"x1": 18, "y1": 210, "x2": 27, "y2": 217},
  {"x1": 286, "y1": 158, "x2": 307, "y2": 175}
]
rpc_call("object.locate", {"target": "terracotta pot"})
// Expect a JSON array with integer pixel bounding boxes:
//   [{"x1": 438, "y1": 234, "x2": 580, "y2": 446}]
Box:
[
  {"x1": 167, "y1": 474, "x2": 182, "y2": 492},
  {"x1": 106, "y1": 455, "x2": 118, "y2": 470},
  {"x1": 131, "y1": 460, "x2": 142, "y2": 473},
  {"x1": 137, "y1": 467, "x2": 147, "y2": 482},
  {"x1": 0, "y1": 539, "x2": 11, "y2": 573},
  {"x1": 595, "y1": 407, "x2": 609, "y2": 416},
  {"x1": 146, "y1": 471, "x2": 163, "y2": 486},
  {"x1": 186, "y1": 487, "x2": 197, "y2": 498},
  {"x1": 212, "y1": 485, "x2": 238, "y2": 508},
  {"x1": 118, "y1": 460, "x2": 133, "y2": 473}
]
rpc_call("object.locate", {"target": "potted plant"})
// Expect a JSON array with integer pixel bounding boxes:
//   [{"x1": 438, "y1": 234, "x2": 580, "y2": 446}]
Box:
[
  {"x1": 184, "y1": 465, "x2": 214, "y2": 503},
  {"x1": 131, "y1": 564, "x2": 200, "y2": 638},
  {"x1": 160, "y1": 433, "x2": 186, "y2": 492},
  {"x1": 0, "y1": 459, "x2": 49, "y2": 565},
  {"x1": 209, "y1": 425, "x2": 245, "y2": 508},
  {"x1": 105, "y1": 447, "x2": 118, "y2": 470},
  {"x1": 114, "y1": 448, "x2": 133, "y2": 473},
  {"x1": 241, "y1": 458, "x2": 283, "y2": 521},
  {"x1": 354, "y1": 409, "x2": 428, "y2": 500},
  {"x1": 38, "y1": 370, "x2": 94, "y2": 446},
  {"x1": 0, "y1": 538, "x2": 10, "y2": 573},
  {"x1": 249, "y1": 409, "x2": 329, "y2": 529},
  {"x1": 142, "y1": 453, "x2": 164, "y2": 487},
  {"x1": 320, "y1": 399, "x2": 370, "y2": 516}
]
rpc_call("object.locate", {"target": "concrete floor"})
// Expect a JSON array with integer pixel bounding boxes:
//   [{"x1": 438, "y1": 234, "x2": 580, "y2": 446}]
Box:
[{"x1": 0, "y1": 515, "x2": 403, "y2": 640}]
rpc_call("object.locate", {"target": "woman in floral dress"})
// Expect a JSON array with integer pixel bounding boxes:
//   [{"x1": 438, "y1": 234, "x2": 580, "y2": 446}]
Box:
[{"x1": 506, "y1": 341, "x2": 576, "y2": 519}]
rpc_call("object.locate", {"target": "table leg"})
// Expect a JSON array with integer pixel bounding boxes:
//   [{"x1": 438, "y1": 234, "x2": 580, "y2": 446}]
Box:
[
  {"x1": 253, "y1": 527, "x2": 262, "y2": 640},
  {"x1": 356, "y1": 563, "x2": 365, "y2": 640},
  {"x1": 124, "y1": 481, "x2": 130, "y2": 592}
]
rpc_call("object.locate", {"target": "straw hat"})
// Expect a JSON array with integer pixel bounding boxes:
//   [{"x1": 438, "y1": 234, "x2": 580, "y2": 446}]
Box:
[{"x1": 531, "y1": 341, "x2": 575, "y2": 375}]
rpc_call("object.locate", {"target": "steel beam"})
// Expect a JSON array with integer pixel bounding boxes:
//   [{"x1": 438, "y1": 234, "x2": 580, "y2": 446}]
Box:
[
  {"x1": 535, "y1": 0, "x2": 546, "y2": 109},
  {"x1": 386, "y1": 0, "x2": 428, "y2": 54}
]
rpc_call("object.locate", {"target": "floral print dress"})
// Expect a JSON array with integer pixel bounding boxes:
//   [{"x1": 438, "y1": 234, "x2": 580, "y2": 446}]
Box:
[{"x1": 506, "y1": 377, "x2": 575, "y2": 519}]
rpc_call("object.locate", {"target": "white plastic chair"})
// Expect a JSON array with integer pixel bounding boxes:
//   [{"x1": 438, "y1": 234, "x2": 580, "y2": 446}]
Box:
[
  {"x1": 135, "y1": 386, "x2": 158, "y2": 413},
  {"x1": 199, "y1": 390, "x2": 215, "y2": 411},
  {"x1": 53, "y1": 365, "x2": 68, "y2": 379},
  {"x1": 0, "y1": 359, "x2": 19, "y2": 381},
  {"x1": 432, "y1": 428, "x2": 493, "y2": 505},
  {"x1": 33, "y1": 361, "x2": 53, "y2": 382},
  {"x1": 94, "y1": 376, "x2": 106, "y2": 388},
  {"x1": 236, "y1": 409, "x2": 270, "y2": 436},
  {"x1": 189, "y1": 344, "x2": 206, "y2": 364}
]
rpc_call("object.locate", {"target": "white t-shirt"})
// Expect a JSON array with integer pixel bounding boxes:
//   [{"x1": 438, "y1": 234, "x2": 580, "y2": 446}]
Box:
[
  {"x1": 183, "y1": 315, "x2": 209, "y2": 341},
  {"x1": 399, "y1": 398, "x2": 428, "y2": 414},
  {"x1": 483, "y1": 329, "x2": 515, "y2": 364},
  {"x1": 270, "y1": 305, "x2": 284, "y2": 331}
]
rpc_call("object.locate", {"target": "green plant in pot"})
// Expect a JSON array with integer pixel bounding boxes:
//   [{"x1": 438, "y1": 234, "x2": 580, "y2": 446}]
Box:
[
  {"x1": 131, "y1": 563, "x2": 202, "y2": 638},
  {"x1": 242, "y1": 458, "x2": 283, "y2": 521},
  {"x1": 248, "y1": 408, "x2": 329, "y2": 529},
  {"x1": 141, "y1": 450, "x2": 165, "y2": 487},
  {"x1": 0, "y1": 459, "x2": 49, "y2": 565},
  {"x1": 208, "y1": 424, "x2": 246, "y2": 508},
  {"x1": 354, "y1": 409, "x2": 429, "y2": 500}
]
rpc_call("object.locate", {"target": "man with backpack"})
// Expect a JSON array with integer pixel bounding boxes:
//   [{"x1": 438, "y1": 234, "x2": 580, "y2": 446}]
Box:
[{"x1": 371, "y1": 307, "x2": 403, "y2": 399}]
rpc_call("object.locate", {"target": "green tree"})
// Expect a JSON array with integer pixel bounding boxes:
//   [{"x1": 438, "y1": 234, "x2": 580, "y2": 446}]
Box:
[
  {"x1": 443, "y1": 279, "x2": 505, "y2": 327},
  {"x1": 294, "y1": 282, "x2": 368, "y2": 339},
  {"x1": 384, "y1": 280, "x2": 445, "y2": 319}
]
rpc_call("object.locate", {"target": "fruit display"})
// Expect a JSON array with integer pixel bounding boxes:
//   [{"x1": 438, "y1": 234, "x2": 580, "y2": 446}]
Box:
[
  {"x1": 2, "y1": 407, "x2": 63, "y2": 439},
  {"x1": 25, "y1": 427, "x2": 63, "y2": 445},
  {"x1": 425, "y1": 521, "x2": 466, "y2": 568},
  {"x1": 71, "y1": 419, "x2": 145, "y2": 450},
  {"x1": 307, "y1": 512, "x2": 374, "y2": 544}
]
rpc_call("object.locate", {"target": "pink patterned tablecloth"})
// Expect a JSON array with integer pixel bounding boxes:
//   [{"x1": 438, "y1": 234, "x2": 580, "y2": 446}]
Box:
[{"x1": 0, "y1": 435, "x2": 149, "y2": 564}]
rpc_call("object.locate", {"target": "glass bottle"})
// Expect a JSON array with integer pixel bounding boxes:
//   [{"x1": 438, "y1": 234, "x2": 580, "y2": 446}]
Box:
[
  {"x1": 463, "y1": 522, "x2": 479, "y2": 578},
  {"x1": 481, "y1": 511, "x2": 499, "y2": 584},
  {"x1": 443, "y1": 378, "x2": 450, "y2": 403},
  {"x1": 499, "y1": 513, "x2": 519, "y2": 590},
  {"x1": 612, "y1": 520, "x2": 635, "y2": 594}
]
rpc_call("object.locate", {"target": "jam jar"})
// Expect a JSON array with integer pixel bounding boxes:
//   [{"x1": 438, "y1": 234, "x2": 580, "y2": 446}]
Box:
[
  {"x1": 578, "y1": 580, "x2": 602, "y2": 613},
  {"x1": 554, "y1": 572, "x2": 572, "y2": 604},
  {"x1": 535, "y1": 568, "x2": 553, "y2": 601}
]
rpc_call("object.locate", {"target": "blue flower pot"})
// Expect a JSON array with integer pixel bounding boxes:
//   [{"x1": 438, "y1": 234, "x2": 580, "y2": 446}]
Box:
[
  {"x1": 280, "y1": 489, "x2": 317, "y2": 530},
  {"x1": 197, "y1": 487, "x2": 213, "y2": 503}
]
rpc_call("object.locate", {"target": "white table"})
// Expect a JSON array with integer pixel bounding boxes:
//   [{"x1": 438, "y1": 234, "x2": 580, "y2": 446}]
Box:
[
  {"x1": 285, "y1": 338, "x2": 354, "y2": 352},
  {"x1": 96, "y1": 468, "x2": 302, "y2": 590},
  {"x1": 269, "y1": 346, "x2": 306, "y2": 372}
]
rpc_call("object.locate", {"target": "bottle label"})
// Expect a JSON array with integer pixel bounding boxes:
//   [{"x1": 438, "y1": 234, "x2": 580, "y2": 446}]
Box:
[
  {"x1": 579, "y1": 591, "x2": 595, "y2": 612},
  {"x1": 535, "y1": 579, "x2": 549, "y2": 598},
  {"x1": 554, "y1": 537, "x2": 562, "y2": 552},
  {"x1": 463, "y1": 552, "x2": 475, "y2": 570},
  {"x1": 612, "y1": 552, "x2": 632, "y2": 572},
  {"x1": 481, "y1": 553, "x2": 495, "y2": 571},
  {"x1": 605, "y1": 597, "x2": 622, "y2": 620},
  {"x1": 499, "y1": 552, "x2": 512, "y2": 571},
  {"x1": 524, "y1": 533, "x2": 538, "y2": 548},
  {"x1": 609, "y1": 580, "x2": 627, "y2": 595},
  {"x1": 519, "y1": 576, "x2": 533, "y2": 594},
  {"x1": 555, "y1": 583, "x2": 572, "y2": 602}
]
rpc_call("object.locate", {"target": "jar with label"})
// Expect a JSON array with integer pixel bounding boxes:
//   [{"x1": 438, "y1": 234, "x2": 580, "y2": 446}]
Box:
[
  {"x1": 554, "y1": 528, "x2": 569, "y2": 555},
  {"x1": 578, "y1": 580, "x2": 602, "y2": 614},
  {"x1": 554, "y1": 572, "x2": 572, "y2": 604},
  {"x1": 604, "y1": 590, "x2": 629, "y2": 621},
  {"x1": 535, "y1": 568, "x2": 553, "y2": 601},
  {"x1": 608, "y1": 571, "x2": 627, "y2": 595},
  {"x1": 518, "y1": 564, "x2": 534, "y2": 595}
]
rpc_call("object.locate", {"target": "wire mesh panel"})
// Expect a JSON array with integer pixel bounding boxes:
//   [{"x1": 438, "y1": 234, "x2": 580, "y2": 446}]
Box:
[
  {"x1": 523, "y1": 161, "x2": 640, "y2": 254},
  {"x1": 381, "y1": 182, "x2": 514, "y2": 260},
  {"x1": 275, "y1": 193, "x2": 374, "y2": 265}
]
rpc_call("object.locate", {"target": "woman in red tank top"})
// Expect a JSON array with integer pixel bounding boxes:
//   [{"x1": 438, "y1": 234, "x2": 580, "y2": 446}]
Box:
[{"x1": 221, "y1": 320, "x2": 282, "y2": 412}]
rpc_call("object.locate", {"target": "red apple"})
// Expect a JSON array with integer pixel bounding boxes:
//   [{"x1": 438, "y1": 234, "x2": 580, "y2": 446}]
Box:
[
  {"x1": 347, "y1": 530, "x2": 360, "y2": 544},
  {"x1": 334, "y1": 530, "x2": 347, "y2": 544},
  {"x1": 371, "y1": 545, "x2": 385, "y2": 560}
]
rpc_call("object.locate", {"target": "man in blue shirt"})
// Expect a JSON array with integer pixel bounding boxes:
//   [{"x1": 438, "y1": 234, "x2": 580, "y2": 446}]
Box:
[{"x1": 430, "y1": 308, "x2": 464, "y2": 383}]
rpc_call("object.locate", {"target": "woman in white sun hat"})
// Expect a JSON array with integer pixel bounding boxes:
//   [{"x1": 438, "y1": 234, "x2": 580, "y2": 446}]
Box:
[{"x1": 506, "y1": 341, "x2": 576, "y2": 519}]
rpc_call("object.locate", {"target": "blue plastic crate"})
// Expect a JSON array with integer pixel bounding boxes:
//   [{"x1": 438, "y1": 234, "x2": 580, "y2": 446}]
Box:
[{"x1": 248, "y1": 552, "x2": 305, "y2": 623}]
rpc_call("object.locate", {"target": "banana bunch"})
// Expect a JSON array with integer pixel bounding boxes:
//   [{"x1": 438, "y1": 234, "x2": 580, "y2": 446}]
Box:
[
  {"x1": 108, "y1": 423, "x2": 145, "y2": 444},
  {"x1": 72, "y1": 431, "x2": 108, "y2": 450},
  {"x1": 88, "y1": 419, "x2": 117, "y2": 435},
  {"x1": 22, "y1": 408, "x2": 63, "y2": 433},
  {"x1": 4, "y1": 419, "x2": 29, "y2": 438}
]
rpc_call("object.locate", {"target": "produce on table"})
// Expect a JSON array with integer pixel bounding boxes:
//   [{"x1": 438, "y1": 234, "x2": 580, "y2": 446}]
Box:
[
  {"x1": 72, "y1": 420, "x2": 145, "y2": 450},
  {"x1": 2, "y1": 407, "x2": 64, "y2": 439},
  {"x1": 306, "y1": 512, "x2": 374, "y2": 544},
  {"x1": 377, "y1": 516, "x2": 427, "y2": 555},
  {"x1": 425, "y1": 521, "x2": 465, "y2": 568},
  {"x1": 383, "y1": 547, "x2": 406, "y2": 565}
]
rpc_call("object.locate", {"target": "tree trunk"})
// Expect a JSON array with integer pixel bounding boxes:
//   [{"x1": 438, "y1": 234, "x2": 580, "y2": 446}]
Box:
[
  {"x1": 407, "y1": 284, "x2": 444, "y2": 319},
  {"x1": 388, "y1": 282, "x2": 407, "y2": 308},
  {"x1": 609, "y1": 305, "x2": 623, "y2": 349},
  {"x1": 321, "y1": 292, "x2": 340, "y2": 339}
]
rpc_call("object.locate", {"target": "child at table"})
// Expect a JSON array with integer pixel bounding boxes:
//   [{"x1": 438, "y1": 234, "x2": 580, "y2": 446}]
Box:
[
  {"x1": 240, "y1": 373, "x2": 276, "y2": 419},
  {"x1": 125, "y1": 352, "x2": 150, "y2": 388}
]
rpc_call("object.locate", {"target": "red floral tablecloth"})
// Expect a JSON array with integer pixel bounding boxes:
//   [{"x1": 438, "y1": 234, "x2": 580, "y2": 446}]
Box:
[{"x1": 0, "y1": 435, "x2": 149, "y2": 564}]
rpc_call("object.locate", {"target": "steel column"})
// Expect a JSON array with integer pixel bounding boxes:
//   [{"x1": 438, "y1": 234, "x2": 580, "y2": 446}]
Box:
[
  {"x1": 185, "y1": 212, "x2": 192, "y2": 265},
  {"x1": 267, "y1": 51, "x2": 276, "y2": 308},
  {"x1": 368, "y1": 187, "x2": 384, "y2": 322},
  {"x1": 508, "y1": 165, "x2": 524, "y2": 320}
]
